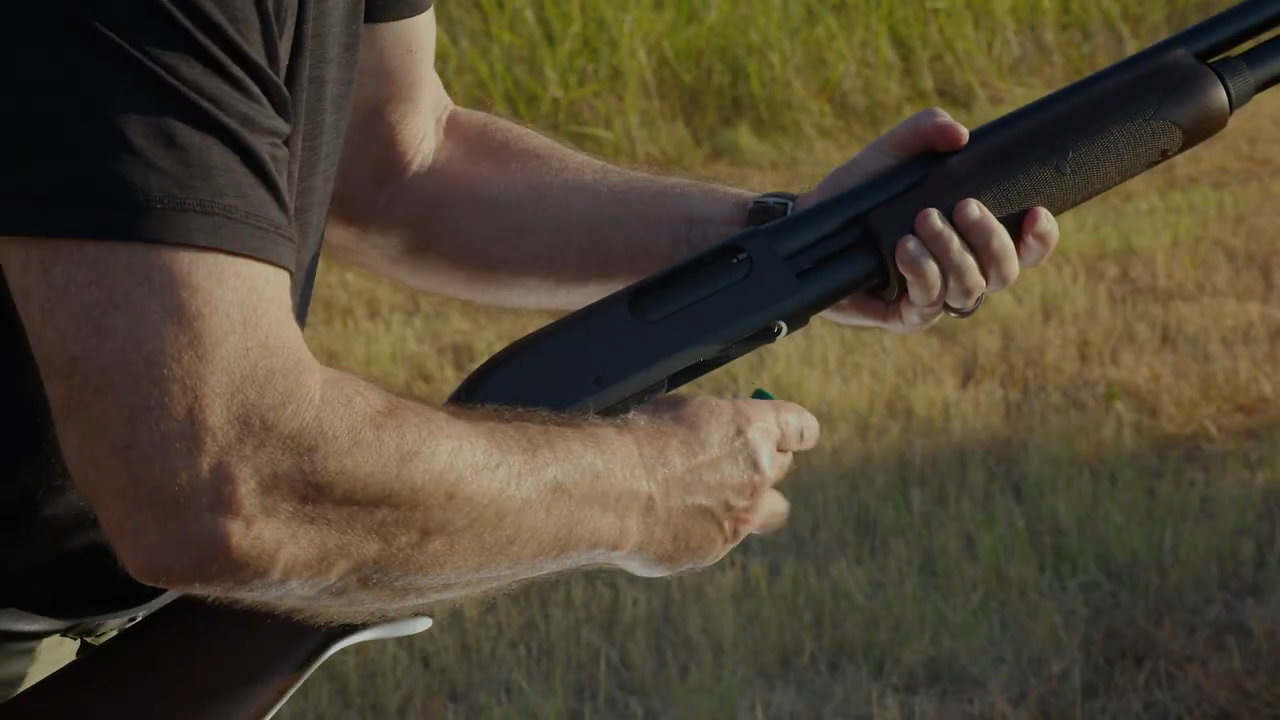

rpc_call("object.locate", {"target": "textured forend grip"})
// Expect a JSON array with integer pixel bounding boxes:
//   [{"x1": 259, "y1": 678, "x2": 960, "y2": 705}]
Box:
[
  {"x1": 864, "y1": 49, "x2": 1233, "y2": 301},
  {"x1": 975, "y1": 105, "x2": 1184, "y2": 222}
]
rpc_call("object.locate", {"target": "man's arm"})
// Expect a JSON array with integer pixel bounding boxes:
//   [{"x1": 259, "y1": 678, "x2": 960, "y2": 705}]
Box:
[
  {"x1": 0, "y1": 237, "x2": 819, "y2": 623},
  {"x1": 0, "y1": 1, "x2": 824, "y2": 630},
  {"x1": 328, "y1": 10, "x2": 758, "y2": 311},
  {"x1": 0, "y1": 238, "x2": 651, "y2": 624},
  {"x1": 329, "y1": 11, "x2": 1061, "y2": 328}
]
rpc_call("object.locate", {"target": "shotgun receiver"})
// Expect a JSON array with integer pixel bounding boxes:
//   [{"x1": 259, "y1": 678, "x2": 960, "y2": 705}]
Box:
[{"x1": 3, "y1": 2, "x2": 1278, "y2": 718}]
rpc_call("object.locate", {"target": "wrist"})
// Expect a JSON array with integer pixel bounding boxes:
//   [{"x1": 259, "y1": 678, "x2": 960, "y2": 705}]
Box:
[
  {"x1": 452, "y1": 407, "x2": 657, "y2": 564},
  {"x1": 582, "y1": 418, "x2": 659, "y2": 563}
]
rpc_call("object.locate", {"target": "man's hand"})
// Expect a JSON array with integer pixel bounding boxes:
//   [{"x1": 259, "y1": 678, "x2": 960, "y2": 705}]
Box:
[
  {"x1": 796, "y1": 108, "x2": 1061, "y2": 333},
  {"x1": 614, "y1": 395, "x2": 820, "y2": 578}
]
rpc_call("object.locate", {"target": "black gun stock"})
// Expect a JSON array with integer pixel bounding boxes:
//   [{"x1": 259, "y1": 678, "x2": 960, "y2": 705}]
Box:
[
  {"x1": 0, "y1": 596, "x2": 433, "y2": 720},
  {"x1": 2, "y1": 2, "x2": 1278, "y2": 719}
]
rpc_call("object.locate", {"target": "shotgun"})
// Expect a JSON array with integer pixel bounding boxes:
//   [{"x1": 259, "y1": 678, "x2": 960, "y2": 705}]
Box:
[{"x1": 3, "y1": 1, "x2": 1279, "y2": 717}]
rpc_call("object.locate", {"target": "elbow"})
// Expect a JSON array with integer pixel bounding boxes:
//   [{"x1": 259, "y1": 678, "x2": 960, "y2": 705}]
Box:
[
  {"x1": 77, "y1": 366, "x2": 329, "y2": 594},
  {"x1": 97, "y1": 457, "x2": 273, "y2": 594},
  {"x1": 114, "y1": 523, "x2": 240, "y2": 594},
  {"x1": 47, "y1": 349, "x2": 330, "y2": 595}
]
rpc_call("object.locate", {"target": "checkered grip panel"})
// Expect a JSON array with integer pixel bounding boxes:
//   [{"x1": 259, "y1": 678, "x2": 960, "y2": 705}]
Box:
[{"x1": 977, "y1": 106, "x2": 1185, "y2": 222}]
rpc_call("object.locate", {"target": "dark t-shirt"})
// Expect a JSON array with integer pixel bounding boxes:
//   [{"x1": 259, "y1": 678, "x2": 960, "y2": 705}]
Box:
[{"x1": 0, "y1": 0, "x2": 432, "y2": 620}]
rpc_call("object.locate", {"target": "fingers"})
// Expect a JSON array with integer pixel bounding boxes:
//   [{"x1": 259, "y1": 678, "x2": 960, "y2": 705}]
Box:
[
  {"x1": 1018, "y1": 206, "x2": 1060, "y2": 269},
  {"x1": 890, "y1": 200, "x2": 1058, "y2": 329},
  {"x1": 949, "y1": 199, "x2": 1021, "y2": 293},
  {"x1": 892, "y1": 235, "x2": 945, "y2": 327},
  {"x1": 810, "y1": 106, "x2": 1063, "y2": 333},
  {"x1": 911, "y1": 207, "x2": 987, "y2": 309},
  {"x1": 748, "y1": 489, "x2": 790, "y2": 535}
]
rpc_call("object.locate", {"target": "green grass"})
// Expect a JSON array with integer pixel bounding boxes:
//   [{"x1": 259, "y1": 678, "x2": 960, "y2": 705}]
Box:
[
  {"x1": 435, "y1": 0, "x2": 1239, "y2": 163},
  {"x1": 280, "y1": 1, "x2": 1280, "y2": 717}
]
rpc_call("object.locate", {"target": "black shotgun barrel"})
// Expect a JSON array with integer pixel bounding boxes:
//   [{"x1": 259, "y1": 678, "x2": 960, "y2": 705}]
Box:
[
  {"x1": 1233, "y1": 33, "x2": 1280, "y2": 93},
  {"x1": 1163, "y1": 0, "x2": 1280, "y2": 60}
]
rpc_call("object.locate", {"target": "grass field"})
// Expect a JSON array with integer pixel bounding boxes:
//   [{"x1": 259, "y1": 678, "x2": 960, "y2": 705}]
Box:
[{"x1": 281, "y1": 1, "x2": 1280, "y2": 717}]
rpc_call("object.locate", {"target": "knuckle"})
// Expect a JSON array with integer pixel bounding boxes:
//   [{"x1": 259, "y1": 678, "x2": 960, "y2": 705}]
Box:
[
  {"x1": 781, "y1": 406, "x2": 819, "y2": 450},
  {"x1": 790, "y1": 413, "x2": 808, "y2": 449},
  {"x1": 952, "y1": 246, "x2": 982, "y2": 275},
  {"x1": 803, "y1": 413, "x2": 820, "y2": 446},
  {"x1": 749, "y1": 439, "x2": 776, "y2": 481},
  {"x1": 897, "y1": 237, "x2": 933, "y2": 277},
  {"x1": 989, "y1": 259, "x2": 1020, "y2": 292},
  {"x1": 920, "y1": 106, "x2": 950, "y2": 124},
  {"x1": 951, "y1": 273, "x2": 987, "y2": 302},
  {"x1": 905, "y1": 275, "x2": 945, "y2": 310},
  {"x1": 971, "y1": 220, "x2": 1012, "y2": 252},
  {"x1": 1032, "y1": 209, "x2": 1059, "y2": 238},
  {"x1": 915, "y1": 207, "x2": 948, "y2": 237},
  {"x1": 920, "y1": 263, "x2": 947, "y2": 298},
  {"x1": 766, "y1": 441, "x2": 792, "y2": 471},
  {"x1": 953, "y1": 198, "x2": 989, "y2": 227},
  {"x1": 969, "y1": 201, "x2": 1001, "y2": 228},
  {"x1": 896, "y1": 255, "x2": 923, "y2": 281},
  {"x1": 896, "y1": 233, "x2": 923, "y2": 259}
]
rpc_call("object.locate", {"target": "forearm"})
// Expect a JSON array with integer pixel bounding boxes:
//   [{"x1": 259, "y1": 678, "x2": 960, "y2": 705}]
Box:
[
  {"x1": 163, "y1": 366, "x2": 652, "y2": 625},
  {"x1": 331, "y1": 107, "x2": 757, "y2": 310},
  {"x1": 9, "y1": 238, "x2": 657, "y2": 626}
]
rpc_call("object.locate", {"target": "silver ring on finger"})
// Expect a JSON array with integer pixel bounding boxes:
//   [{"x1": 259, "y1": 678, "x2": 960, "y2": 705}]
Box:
[{"x1": 943, "y1": 292, "x2": 984, "y2": 319}]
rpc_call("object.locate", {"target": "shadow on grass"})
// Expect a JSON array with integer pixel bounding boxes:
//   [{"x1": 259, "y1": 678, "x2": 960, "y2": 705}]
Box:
[{"x1": 280, "y1": 417, "x2": 1280, "y2": 720}]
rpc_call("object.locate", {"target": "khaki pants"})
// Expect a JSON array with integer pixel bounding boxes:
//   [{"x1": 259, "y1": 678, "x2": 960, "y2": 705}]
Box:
[{"x1": 0, "y1": 629, "x2": 116, "y2": 702}]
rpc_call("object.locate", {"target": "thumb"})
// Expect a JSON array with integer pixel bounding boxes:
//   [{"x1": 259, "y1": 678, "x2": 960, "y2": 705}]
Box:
[
  {"x1": 857, "y1": 107, "x2": 970, "y2": 173},
  {"x1": 801, "y1": 108, "x2": 972, "y2": 212}
]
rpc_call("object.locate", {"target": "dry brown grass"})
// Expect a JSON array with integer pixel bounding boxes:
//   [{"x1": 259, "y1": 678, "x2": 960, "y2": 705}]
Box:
[{"x1": 278, "y1": 14, "x2": 1280, "y2": 714}]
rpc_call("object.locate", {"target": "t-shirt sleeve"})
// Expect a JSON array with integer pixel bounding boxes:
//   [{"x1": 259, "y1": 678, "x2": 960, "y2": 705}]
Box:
[
  {"x1": 0, "y1": 3, "x2": 300, "y2": 272},
  {"x1": 364, "y1": 0, "x2": 434, "y2": 24}
]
